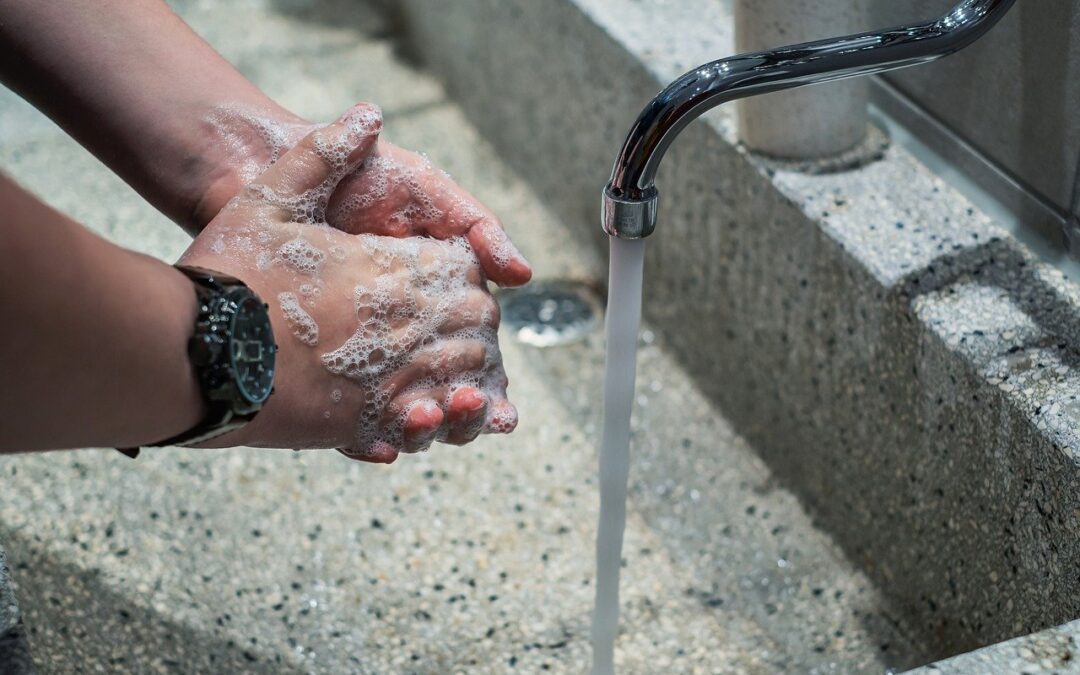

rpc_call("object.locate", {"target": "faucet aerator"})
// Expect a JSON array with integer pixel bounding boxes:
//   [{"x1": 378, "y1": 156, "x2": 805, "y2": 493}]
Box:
[{"x1": 602, "y1": 185, "x2": 658, "y2": 239}]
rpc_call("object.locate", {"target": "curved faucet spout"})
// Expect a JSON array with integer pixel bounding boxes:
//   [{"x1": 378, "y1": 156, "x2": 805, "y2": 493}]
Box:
[{"x1": 602, "y1": 0, "x2": 1017, "y2": 239}]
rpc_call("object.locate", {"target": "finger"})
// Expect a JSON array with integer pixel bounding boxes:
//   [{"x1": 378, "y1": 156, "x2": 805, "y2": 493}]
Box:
[
  {"x1": 436, "y1": 289, "x2": 501, "y2": 335},
  {"x1": 401, "y1": 398, "x2": 445, "y2": 453},
  {"x1": 484, "y1": 398, "x2": 519, "y2": 435},
  {"x1": 381, "y1": 341, "x2": 487, "y2": 399},
  {"x1": 465, "y1": 217, "x2": 532, "y2": 287},
  {"x1": 338, "y1": 441, "x2": 398, "y2": 464},
  {"x1": 444, "y1": 387, "x2": 488, "y2": 445},
  {"x1": 251, "y1": 103, "x2": 382, "y2": 199},
  {"x1": 326, "y1": 169, "x2": 413, "y2": 236}
]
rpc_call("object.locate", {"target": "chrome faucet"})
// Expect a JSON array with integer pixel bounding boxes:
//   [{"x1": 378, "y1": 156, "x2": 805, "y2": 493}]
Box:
[{"x1": 601, "y1": 0, "x2": 1018, "y2": 240}]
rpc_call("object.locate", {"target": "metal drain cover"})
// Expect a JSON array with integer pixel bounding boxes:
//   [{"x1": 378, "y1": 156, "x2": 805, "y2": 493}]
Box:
[{"x1": 498, "y1": 281, "x2": 601, "y2": 347}]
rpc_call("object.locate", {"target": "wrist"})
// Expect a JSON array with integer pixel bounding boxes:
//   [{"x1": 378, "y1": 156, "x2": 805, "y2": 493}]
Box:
[
  {"x1": 186, "y1": 105, "x2": 311, "y2": 232},
  {"x1": 112, "y1": 252, "x2": 208, "y2": 446}
]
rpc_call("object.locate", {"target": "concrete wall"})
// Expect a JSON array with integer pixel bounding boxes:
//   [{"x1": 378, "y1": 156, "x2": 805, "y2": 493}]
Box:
[{"x1": 871, "y1": 0, "x2": 1080, "y2": 224}]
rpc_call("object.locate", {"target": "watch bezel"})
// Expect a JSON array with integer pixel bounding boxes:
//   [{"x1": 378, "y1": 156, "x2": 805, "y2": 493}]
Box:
[{"x1": 225, "y1": 290, "x2": 276, "y2": 408}]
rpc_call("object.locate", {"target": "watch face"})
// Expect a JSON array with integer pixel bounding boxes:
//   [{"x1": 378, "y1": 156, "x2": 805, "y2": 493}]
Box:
[{"x1": 229, "y1": 294, "x2": 276, "y2": 404}]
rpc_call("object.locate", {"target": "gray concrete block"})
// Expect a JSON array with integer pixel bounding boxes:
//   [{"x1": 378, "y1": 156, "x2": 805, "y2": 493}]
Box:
[
  {"x1": 397, "y1": 0, "x2": 1080, "y2": 664},
  {"x1": 905, "y1": 618, "x2": 1080, "y2": 674}
]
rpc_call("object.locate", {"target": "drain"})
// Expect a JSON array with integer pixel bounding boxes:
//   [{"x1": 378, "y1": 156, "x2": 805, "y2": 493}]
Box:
[{"x1": 498, "y1": 280, "x2": 601, "y2": 347}]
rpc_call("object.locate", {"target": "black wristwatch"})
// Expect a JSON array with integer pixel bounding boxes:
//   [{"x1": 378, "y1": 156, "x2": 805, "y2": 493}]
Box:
[{"x1": 117, "y1": 266, "x2": 277, "y2": 458}]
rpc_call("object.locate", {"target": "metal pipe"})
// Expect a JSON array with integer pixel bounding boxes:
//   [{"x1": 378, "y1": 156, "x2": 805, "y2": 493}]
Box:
[{"x1": 602, "y1": 0, "x2": 1018, "y2": 239}]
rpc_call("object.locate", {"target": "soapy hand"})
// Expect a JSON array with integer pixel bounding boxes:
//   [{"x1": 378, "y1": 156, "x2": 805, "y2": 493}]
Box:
[
  {"x1": 182, "y1": 104, "x2": 518, "y2": 462},
  {"x1": 197, "y1": 105, "x2": 531, "y2": 287},
  {"x1": 326, "y1": 140, "x2": 532, "y2": 287}
]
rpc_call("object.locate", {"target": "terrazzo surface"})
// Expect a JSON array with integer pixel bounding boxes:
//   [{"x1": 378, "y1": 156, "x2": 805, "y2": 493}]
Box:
[{"x1": 0, "y1": 0, "x2": 922, "y2": 672}]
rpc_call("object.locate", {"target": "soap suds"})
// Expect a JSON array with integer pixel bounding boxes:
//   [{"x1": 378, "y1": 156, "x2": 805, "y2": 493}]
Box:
[
  {"x1": 277, "y1": 237, "x2": 326, "y2": 276},
  {"x1": 278, "y1": 292, "x2": 319, "y2": 346},
  {"x1": 319, "y1": 235, "x2": 511, "y2": 457}
]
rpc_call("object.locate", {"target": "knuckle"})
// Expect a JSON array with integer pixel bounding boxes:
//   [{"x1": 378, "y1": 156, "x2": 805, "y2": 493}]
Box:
[
  {"x1": 467, "y1": 342, "x2": 488, "y2": 367},
  {"x1": 479, "y1": 292, "x2": 501, "y2": 324}
]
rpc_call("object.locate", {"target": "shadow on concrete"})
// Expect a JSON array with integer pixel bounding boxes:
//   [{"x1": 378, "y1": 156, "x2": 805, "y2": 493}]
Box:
[
  {"x1": 3, "y1": 536, "x2": 301, "y2": 674},
  {"x1": 0, "y1": 623, "x2": 35, "y2": 675}
]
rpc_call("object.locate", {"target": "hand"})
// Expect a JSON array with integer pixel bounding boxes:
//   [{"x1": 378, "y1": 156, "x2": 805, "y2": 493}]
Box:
[
  {"x1": 326, "y1": 140, "x2": 532, "y2": 287},
  {"x1": 181, "y1": 104, "x2": 518, "y2": 463},
  {"x1": 196, "y1": 105, "x2": 532, "y2": 287}
]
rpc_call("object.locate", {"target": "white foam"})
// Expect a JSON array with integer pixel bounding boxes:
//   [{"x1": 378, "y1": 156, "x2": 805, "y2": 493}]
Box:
[
  {"x1": 277, "y1": 237, "x2": 326, "y2": 276},
  {"x1": 317, "y1": 234, "x2": 513, "y2": 455},
  {"x1": 278, "y1": 292, "x2": 319, "y2": 347},
  {"x1": 205, "y1": 106, "x2": 310, "y2": 184}
]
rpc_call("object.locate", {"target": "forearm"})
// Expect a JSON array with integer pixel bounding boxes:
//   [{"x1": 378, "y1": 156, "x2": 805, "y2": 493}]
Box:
[
  {"x1": 0, "y1": 0, "x2": 304, "y2": 232},
  {"x1": 0, "y1": 174, "x2": 205, "y2": 452}
]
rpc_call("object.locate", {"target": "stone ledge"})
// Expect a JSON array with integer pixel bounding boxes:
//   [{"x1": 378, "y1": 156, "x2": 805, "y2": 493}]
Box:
[
  {"x1": 395, "y1": 0, "x2": 1080, "y2": 666},
  {"x1": 906, "y1": 618, "x2": 1080, "y2": 674}
]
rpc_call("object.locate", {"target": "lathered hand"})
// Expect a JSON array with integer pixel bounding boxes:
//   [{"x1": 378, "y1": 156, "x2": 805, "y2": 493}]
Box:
[{"x1": 182, "y1": 104, "x2": 518, "y2": 462}]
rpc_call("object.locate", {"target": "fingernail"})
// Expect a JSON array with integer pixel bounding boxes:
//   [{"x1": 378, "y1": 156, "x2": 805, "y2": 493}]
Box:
[
  {"x1": 464, "y1": 393, "x2": 487, "y2": 414},
  {"x1": 338, "y1": 103, "x2": 383, "y2": 138},
  {"x1": 332, "y1": 104, "x2": 383, "y2": 165},
  {"x1": 484, "y1": 402, "x2": 518, "y2": 434}
]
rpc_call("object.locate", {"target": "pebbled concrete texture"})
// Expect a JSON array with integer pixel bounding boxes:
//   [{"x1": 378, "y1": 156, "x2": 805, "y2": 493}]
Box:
[
  {"x1": 906, "y1": 618, "x2": 1080, "y2": 674},
  {"x1": 397, "y1": 0, "x2": 1080, "y2": 667},
  {"x1": 0, "y1": 0, "x2": 932, "y2": 672},
  {"x1": 0, "y1": 545, "x2": 34, "y2": 674}
]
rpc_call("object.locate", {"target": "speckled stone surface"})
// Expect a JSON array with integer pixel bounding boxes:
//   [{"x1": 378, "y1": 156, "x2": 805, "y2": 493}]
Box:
[
  {"x1": 0, "y1": 545, "x2": 34, "y2": 674},
  {"x1": 0, "y1": 0, "x2": 928, "y2": 672},
  {"x1": 906, "y1": 619, "x2": 1080, "y2": 674},
  {"x1": 398, "y1": 0, "x2": 1080, "y2": 668}
]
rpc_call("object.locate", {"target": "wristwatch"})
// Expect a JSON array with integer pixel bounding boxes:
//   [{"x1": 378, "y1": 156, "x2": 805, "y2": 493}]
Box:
[{"x1": 117, "y1": 265, "x2": 277, "y2": 457}]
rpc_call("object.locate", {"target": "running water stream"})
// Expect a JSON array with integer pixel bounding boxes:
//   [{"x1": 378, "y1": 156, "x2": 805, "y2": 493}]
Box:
[{"x1": 590, "y1": 236, "x2": 646, "y2": 675}]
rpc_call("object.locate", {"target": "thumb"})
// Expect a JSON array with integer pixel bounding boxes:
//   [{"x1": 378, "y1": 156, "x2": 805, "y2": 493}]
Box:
[{"x1": 250, "y1": 103, "x2": 382, "y2": 202}]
